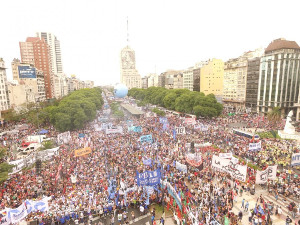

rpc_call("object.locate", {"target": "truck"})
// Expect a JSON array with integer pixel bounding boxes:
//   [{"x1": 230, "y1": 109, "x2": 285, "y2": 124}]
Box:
[{"x1": 17, "y1": 142, "x2": 42, "y2": 153}]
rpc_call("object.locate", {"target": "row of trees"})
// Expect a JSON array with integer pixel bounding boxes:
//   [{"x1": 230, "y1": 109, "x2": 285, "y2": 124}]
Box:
[
  {"x1": 3, "y1": 88, "x2": 104, "y2": 132},
  {"x1": 128, "y1": 87, "x2": 223, "y2": 118}
]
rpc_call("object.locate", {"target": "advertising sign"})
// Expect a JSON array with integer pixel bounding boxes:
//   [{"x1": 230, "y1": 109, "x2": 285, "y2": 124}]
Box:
[{"x1": 18, "y1": 66, "x2": 36, "y2": 79}]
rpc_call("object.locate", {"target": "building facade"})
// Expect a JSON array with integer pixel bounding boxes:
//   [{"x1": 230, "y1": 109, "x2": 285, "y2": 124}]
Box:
[
  {"x1": 36, "y1": 32, "x2": 63, "y2": 74},
  {"x1": 173, "y1": 73, "x2": 183, "y2": 89},
  {"x1": 257, "y1": 38, "x2": 300, "y2": 117},
  {"x1": 193, "y1": 68, "x2": 200, "y2": 92},
  {"x1": 147, "y1": 74, "x2": 158, "y2": 87},
  {"x1": 0, "y1": 58, "x2": 9, "y2": 111},
  {"x1": 200, "y1": 59, "x2": 224, "y2": 96},
  {"x1": 142, "y1": 76, "x2": 148, "y2": 89},
  {"x1": 20, "y1": 37, "x2": 53, "y2": 99},
  {"x1": 245, "y1": 57, "x2": 261, "y2": 111},
  {"x1": 183, "y1": 67, "x2": 194, "y2": 91},
  {"x1": 120, "y1": 46, "x2": 141, "y2": 89}
]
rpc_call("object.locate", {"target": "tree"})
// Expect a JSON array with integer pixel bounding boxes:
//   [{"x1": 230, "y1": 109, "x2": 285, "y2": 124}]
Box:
[
  {"x1": 267, "y1": 107, "x2": 281, "y2": 128},
  {"x1": 163, "y1": 93, "x2": 177, "y2": 110},
  {"x1": 0, "y1": 148, "x2": 14, "y2": 183}
]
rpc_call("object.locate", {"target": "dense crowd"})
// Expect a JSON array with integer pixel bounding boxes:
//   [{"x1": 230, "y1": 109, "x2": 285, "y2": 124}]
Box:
[{"x1": 0, "y1": 99, "x2": 299, "y2": 225}]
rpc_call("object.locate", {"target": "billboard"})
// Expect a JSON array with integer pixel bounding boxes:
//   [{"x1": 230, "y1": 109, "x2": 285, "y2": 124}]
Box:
[{"x1": 18, "y1": 66, "x2": 36, "y2": 78}]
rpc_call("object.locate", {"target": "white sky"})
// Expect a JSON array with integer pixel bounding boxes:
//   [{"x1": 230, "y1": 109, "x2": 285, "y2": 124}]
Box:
[{"x1": 1, "y1": 0, "x2": 300, "y2": 86}]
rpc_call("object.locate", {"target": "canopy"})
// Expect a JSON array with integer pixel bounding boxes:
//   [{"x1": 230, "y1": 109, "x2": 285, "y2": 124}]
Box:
[{"x1": 39, "y1": 129, "x2": 48, "y2": 134}]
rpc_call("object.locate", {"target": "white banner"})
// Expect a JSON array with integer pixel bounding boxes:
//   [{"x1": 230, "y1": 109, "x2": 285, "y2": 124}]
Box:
[
  {"x1": 105, "y1": 126, "x2": 123, "y2": 134},
  {"x1": 175, "y1": 127, "x2": 185, "y2": 134},
  {"x1": 194, "y1": 124, "x2": 208, "y2": 131},
  {"x1": 57, "y1": 131, "x2": 71, "y2": 144},
  {"x1": 256, "y1": 165, "x2": 278, "y2": 184},
  {"x1": 291, "y1": 153, "x2": 300, "y2": 166},
  {"x1": 175, "y1": 161, "x2": 187, "y2": 173},
  {"x1": 25, "y1": 197, "x2": 49, "y2": 214},
  {"x1": 249, "y1": 141, "x2": 261, "y2": 151},
  {"x1": 184, "y1": 118, "x2": 196, "y2": 125},
  {"x1": 8, "y1": 203, "x2": 28, "y2": 224},
  {"x1": 0, "y1": 209, "x2": 10, "y2": 225},
  {"x1": 219, "y1": 153, "x2": 232, "y2": 159},
  {"x1": 212, "y1": 155, "x2": 247, "y2": 182}
]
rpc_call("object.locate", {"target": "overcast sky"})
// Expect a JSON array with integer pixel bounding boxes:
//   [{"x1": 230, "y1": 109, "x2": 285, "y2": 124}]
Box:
[{"x1": 1, "y1": 0, "x2": 300, "y2": 86}]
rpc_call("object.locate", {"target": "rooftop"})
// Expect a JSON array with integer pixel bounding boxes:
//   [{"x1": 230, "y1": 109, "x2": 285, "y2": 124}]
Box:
[{"x1": 265, "y1": 38, "x2": 300, "y2": 53}]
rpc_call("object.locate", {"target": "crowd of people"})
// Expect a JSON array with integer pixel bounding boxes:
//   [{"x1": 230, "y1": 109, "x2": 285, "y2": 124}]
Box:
[{"x1": 0, "y1": 95, "x2": 299, "y2": 225}]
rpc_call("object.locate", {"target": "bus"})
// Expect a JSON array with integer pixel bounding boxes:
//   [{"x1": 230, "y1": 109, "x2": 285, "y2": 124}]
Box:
[{"x1": 232, "y1": 129, "x2": 259, "y2": 140}]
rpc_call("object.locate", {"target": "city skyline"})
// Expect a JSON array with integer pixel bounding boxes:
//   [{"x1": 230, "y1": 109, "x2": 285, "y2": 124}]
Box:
[{"x1": 1, "y1": 0, "x2": 300, "y2": 86}]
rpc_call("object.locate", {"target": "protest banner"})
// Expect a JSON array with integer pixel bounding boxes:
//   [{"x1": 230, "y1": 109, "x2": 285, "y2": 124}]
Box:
[
  {"x1": 128, "y1": 126, "x2": 142, "y2": 133},
  {"x1": 159, "y1": 117, "x2": 168, "y2": 124},
  {"x1": 74, "y1": 147, "x2": 92, "y2": 157},
  {"x1": 256, "y1": 165, "x2": 278, "y2": 184},
  {"x1": 57, "y1": 131, "x2": 71, "y2": 144},
  {"x1": 161, "y1": 180, "x2": 182, "y2": 210},
  {"x1": 105, "y1": 126, "x2": 123, "y2": 134},
  {"x1": 136, "y1": 169, "x2": 161, "y2": 186},
  {"x1": 184, "y1": 118, "x2": 196, "y2": 125},
  {"x1": 8, "y1": 203, "x2": 28, "y2": 224},
  {"x1": 175, "y1": 161, "x2": 187, "y2": 173},
  {"x1": 175, "y1": 127, "x2": 185, "y2": 134},
  {"x1": 185, "y1": 153, "x2": 202, "y2": 167},
  {"x1": 25, "y1": 197, "x2": 49, "y2": 214},
  {"x1": 142, "y1": 158, "x2": 152, "y2": 166},
  {"x1": 0, "y1": 209, "x2": 10, "y2": 225},
  {"x1": 291, "y1": 153, "x2": 300, "y2": 166},
  {"x1": 212, "y1": 155, "x2": 247, "y2": 182},
  {"x1": 139, "y1": 134, "x2": 153, "y2": 143},
  {"x1": 249, "y1": 141, "x2": 261, "y2": 151},
  {"x1": 219, "y1": 152, "x2": 233, "y2": 159}
]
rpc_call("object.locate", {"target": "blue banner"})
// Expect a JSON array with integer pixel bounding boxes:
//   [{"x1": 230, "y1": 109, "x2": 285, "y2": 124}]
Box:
[
  {"x1": 128, "y1": 126, "x2": 142, "y2": 133},
  {"x1": 78, "y1": 133, "x2": 85, "y2": 138},
  {"x1": 159, "y1": 117, "x2": 168, "y2": 124},
  {"x1": 136, "y1": 169, "x2": 161, "y2": 186},
  {"x1": 143, "y1": 158, "x2": 152, "y2": 166},
  {"x1": 108, "y1": 179, "x2": 117, "y2": 200},
  {"x1": 173, "y1": 129, "x2": 176, "y2": 140},
  {"x1": 139, "y1": 134, "x2": 153, "y2": 143}
]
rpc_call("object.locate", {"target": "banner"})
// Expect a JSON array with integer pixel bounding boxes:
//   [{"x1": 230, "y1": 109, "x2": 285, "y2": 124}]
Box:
[
  {"x1": 128, "y1": 126, "x2": 142, "y2": 133},
  {"x1": 106, "y1": 126, "x2": 123, "y2": 134},
  {"x1": 175, "y1": 127, "x2": 185, "y2": 134},
  {"x1": 291, "y1": 153, "x2": 300, "y2": 166},
  {"x1": 136, "y1": 169, "x2": 161, "y2": 186},
  {"x1": 142, "y1": 158, "x2": 152, "y2": 166},
  {"x1": 139, "y1": 134, "x2": 153, "y2": 143},
  {"x1": 159, "y1": 117, "x2": 168, "y2": 124},
  {"x1": 212, "y1": 155, "x2": 247, "y2": 182},
  {"x1": 194, "y1": 124, "x2": 208, "y2": 131},
  {"x1": 185, "y1": 153, "x2": 202, "y2": 167},
  {"x1": 8, "y1": 203, "x2": 28, "y2": 224},
  {"x1": 184, "y1": 118, "x2": 196, "y2": 125},
  {"x1": 163, "y1": 123, "x2": 169, "y2": 131},
  {"x1": 25, "y1": 197, "x2": 49, "y2": 214},
  {"x1": 161, "y1": 180, "x2": 182, "y2": 210},
  {"x1": 256, "y1": 165, "x2": 278, "y2": 184},
  {"x1": 57, "y1": 131, "x2": 71, "y2": 144},
  {"x1": 175, "y1": 161, "x2": 187, "y2": 173},
  {"x1": 0, "y1": 210, "x2": 10, "y2": 225},
  {"x1": 249, "y1": 141, "x2": 261, "y2": 151},
  {"x1": 219, "y1": 153, "x2": 233, "y2": 159},
  {"x1": 74, "y1": 147, "x2": 92, "y2": 157}
]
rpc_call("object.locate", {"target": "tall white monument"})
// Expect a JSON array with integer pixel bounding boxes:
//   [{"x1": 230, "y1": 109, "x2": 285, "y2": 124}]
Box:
[{"x1": 278, "y1": 110, "x2": 300, "y2": 140}]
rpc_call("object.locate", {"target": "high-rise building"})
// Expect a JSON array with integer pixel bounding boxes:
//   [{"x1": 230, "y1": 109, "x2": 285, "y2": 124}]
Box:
[
  {"x1": 193, "y1": 68, "x2": 200, "y2": 92},
  {"x1": 142, "y1": 76, "x2": 148, "y2": 89},
  {"x1": 200, "y1": 59, "x2": 224, "y2": 97},
  {"x1": 36, "y1": 32, "x2": 63, "y2": 74},
  {"x1": 257, "y1": 38, "x2": 300, "y2": 116},
  {"x1": 183, "y1": 67, "x2": 194, "y2": 91},
  {"x1": 245, "y1": 57, "x2": 261, "y2": 111},
  {"x1": 0, "y1": 58, "x2": 10, "y2": 111},
  {"x1": 120, "y1": 46, "x2": 142, "y2": 89},
  {"x1": 223, "y1": 49, "x2": 264, "y2": 110},
  {"x1": 173, "y1": 73, "x2": 183, "y2": 89},
  {"x1": 147, "y1": 74, "x2": 158, "y2": 87},
  {"x1": 20, "y1": 37, "x2": 53, "y2": 99}
]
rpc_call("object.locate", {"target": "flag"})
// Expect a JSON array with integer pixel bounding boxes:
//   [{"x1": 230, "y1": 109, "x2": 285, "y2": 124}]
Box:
[{"x1": 258, "y1": 205, "x2": 265, "y2": 215}]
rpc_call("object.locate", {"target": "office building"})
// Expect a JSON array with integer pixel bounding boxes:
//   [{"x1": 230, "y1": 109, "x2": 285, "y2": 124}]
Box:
[
  {"x1": 257, "y1": 38, "x2": 300, "y2": 116},
  {"x1": 0, "y1": 58, "x2": 9, "y2": 111}
]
